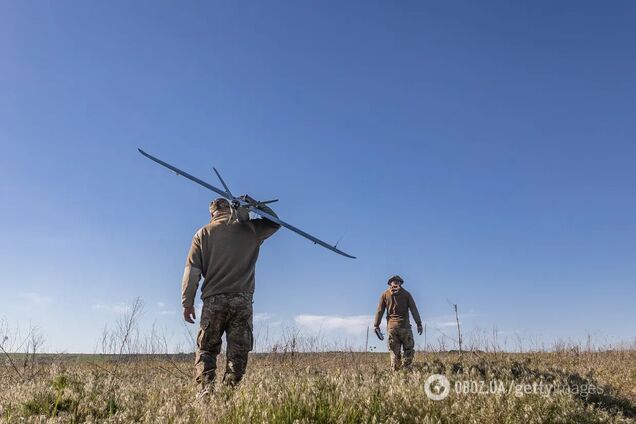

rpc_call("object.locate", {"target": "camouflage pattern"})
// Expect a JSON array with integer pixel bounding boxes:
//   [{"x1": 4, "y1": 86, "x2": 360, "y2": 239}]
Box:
[
  {"x1": 195, "y1": 292, "x2": 253, "y2": 389},
  {"x1": 387, "y1": 326, "x2": 414, "y2": 371}
]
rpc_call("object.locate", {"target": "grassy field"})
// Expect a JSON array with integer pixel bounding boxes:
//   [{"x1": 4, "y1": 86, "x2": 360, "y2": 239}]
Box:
[{"x1": 0, "y1": 350, "x2": 635, "y2": 423}]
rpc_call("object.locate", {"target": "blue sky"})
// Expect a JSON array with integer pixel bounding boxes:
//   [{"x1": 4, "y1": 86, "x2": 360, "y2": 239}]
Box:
[{"x1": 1, "y1": 1, "x2": 635, "y2": 353}]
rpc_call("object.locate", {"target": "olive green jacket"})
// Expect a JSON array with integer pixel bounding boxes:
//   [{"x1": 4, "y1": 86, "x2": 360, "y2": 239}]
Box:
[{"x1": 181, "y1": 206, "x2": 280, "y2": 307}]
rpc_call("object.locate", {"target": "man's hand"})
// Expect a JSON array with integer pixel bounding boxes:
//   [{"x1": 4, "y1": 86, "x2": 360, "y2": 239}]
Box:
[
  {"x1": 374, "y1": 326, "x2": 384, "y2": 341},
  {"x1": 417, "y1": 324, "x2": 423, "y2": 335},
  {"x1": 183, "y1": 306, "x2": 196, "y2": 324},
  {"x1": 239, "y1": 194, "x2": 257, "y2": 205}
]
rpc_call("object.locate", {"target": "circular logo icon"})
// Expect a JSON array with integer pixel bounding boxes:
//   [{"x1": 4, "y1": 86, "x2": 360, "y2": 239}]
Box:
[{"x1": 424, "y1": 374, "x2": 451, "y2": 401}]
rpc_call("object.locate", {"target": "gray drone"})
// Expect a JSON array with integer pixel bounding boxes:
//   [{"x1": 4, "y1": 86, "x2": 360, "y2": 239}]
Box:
[{"x1": 138, "y1": 149, "x2": 355, "y2": 259}]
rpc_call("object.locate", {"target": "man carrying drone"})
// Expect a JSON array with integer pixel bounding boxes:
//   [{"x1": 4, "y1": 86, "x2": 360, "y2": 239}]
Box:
[
  {"x1": 373, "y1": 275, "x2": 423, "y2": 371},
  {"x1": 137, "y1": 149, "x2": 354, "y2": 397},
  {"x1": 181, "y1": 195, "x2": 280, "y2": 398}
]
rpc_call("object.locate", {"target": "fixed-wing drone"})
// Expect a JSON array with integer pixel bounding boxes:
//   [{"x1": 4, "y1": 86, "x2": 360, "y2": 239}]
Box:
[{"x1": 138, "y1": 149, "x2": 355, "y2": 259}]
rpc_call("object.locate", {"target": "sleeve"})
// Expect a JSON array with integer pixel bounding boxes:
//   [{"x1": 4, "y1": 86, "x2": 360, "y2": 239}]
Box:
[
  {"x1": 236, "y1": 205, "x2": 251, "y2": 222},
  {"x1": 181, "y1": 230, "x2": 203, "y2": 308},
  {"x1": 251, "y1": 204, "x2": 282, "y2": 242},
  {"x1": 373, "y1": 293, "x2": 386, "y2": 327},
  {"x1": 408, "y1": 293, "x2": 422, "y2": 326}
]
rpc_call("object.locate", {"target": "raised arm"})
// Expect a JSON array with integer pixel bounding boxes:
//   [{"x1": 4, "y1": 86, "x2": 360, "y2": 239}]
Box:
[
  {"x1": 250, "y1": 203, "x2": 282, "y2": 242},
  {"x1": 373, "y1": 293, "x2": 387, "y2": 328}
]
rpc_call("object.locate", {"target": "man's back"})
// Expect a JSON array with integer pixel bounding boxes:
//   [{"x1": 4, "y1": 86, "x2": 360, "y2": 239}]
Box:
[
  {"x1": 185, "y1": 199, "x2": 281, "y2": 393},
  {"x1": 182, "y1": 208, "x2": 280, "y2": 307},
  {"x1": 197, "y1": 218, "x2": 263, "y2": 296}
]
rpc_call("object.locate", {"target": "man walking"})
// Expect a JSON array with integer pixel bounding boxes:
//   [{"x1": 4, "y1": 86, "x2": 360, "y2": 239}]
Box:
[
  {"x1": 181, "y1": 196, "x2": 280, "y2": 397},
  {"x1": 373, "y1": 275, "x2": 423, "y2": 371}
]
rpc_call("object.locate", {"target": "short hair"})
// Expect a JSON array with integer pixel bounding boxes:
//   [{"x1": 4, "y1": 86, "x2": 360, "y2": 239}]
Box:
[{"x1": 209, "y1": 198, "x2": 230, "y2": 214}]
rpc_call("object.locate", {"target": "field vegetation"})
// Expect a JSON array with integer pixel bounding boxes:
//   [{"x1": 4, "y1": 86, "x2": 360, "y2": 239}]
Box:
[
  {"x1": 1, "y1": 304, "x2": 635, "y2": 423},
  {"x1": 1, "y1": 349, "x2": 635, "y2": 422}
]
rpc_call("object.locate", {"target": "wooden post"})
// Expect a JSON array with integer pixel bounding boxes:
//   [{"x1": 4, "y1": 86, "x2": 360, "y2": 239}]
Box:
[
  {"x1": 424, "y1": 322, "x2": 427, "y2": 351},
  {"x1": 453, "y1": 303, "x2": 462, "y2": 356}
]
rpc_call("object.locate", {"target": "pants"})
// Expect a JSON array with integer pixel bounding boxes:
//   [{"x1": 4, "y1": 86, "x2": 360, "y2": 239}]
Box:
[
  {"x1": 388, "y1": 326, "x2": 414, "y2": 371},
  {"x1": 195, "y1": 293, "x2": 253, "y2": 388}
]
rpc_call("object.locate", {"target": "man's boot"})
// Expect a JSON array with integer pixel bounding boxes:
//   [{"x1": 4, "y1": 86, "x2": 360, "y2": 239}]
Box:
[{"x1": 196, "y1": 379, "x2": 214, "y2": 402}]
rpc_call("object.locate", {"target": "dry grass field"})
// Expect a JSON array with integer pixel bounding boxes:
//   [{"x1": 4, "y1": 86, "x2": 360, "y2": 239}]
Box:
[{"x1": 1, "y1": 349, "x2": 635, "y2": 423}]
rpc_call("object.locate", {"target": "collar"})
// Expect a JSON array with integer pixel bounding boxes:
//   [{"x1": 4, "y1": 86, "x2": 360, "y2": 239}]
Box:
[
  {"x1": 387, "y1": 287, "x2": 403, "y2": 296},
  {"x1": 211, "y1": 212, "x2": 232, "y2": 223}
]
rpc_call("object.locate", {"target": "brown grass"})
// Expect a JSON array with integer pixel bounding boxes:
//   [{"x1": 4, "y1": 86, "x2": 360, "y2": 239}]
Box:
[{"x1": 1, "y1": 350, "x2": 635, "y2": 423}]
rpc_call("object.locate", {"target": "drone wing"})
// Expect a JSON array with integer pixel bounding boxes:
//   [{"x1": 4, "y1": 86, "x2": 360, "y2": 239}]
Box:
[
  {"x1": 138, "y1": 149, "x2": 231, "y2": 199},
  {"x1": 138, "y1": 148, "x2": 356, "y2": 259},
  {"x1": 248, "y1": 205, "x2": 356, "y2": 259}
]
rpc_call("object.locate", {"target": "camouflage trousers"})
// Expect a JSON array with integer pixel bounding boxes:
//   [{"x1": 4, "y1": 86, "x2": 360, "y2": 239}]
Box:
[
  {"x1": 195, "y1": 293, "x2": 253, "y2": 389},
  {"x1": 388, "y1": 326, "x2": 415, "y2": 371}
]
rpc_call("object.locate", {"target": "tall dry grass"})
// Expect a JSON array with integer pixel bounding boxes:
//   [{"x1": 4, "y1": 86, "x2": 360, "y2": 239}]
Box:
[
  {"x1": 1, "y1": 349, "x2": 635, "y2": 422},
  {"x1": 1, "y1": 303, "x2": 635, "y2": 423}
]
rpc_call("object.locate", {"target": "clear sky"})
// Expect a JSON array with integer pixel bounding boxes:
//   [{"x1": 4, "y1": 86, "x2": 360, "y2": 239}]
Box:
[{"x1": 1, "y1": 1, "x2": 635, "y2": 353}]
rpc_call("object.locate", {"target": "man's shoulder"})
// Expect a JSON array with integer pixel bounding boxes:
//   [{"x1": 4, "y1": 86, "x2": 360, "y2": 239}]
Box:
[
  {"x1": 199, "y1": 220, "x2": 256, "y2": 236},
  {"x1": 199, "y1": 223, "x2": 214, "y2": 232},
  {"x1": 194, "y1": 222, "x2": 218, "y2": 237}
]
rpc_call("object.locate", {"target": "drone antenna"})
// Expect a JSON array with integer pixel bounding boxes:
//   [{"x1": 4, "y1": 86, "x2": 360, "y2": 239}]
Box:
[
  {"x1": 213, "y1": 168, "x2": 233, "y2": 198},
  {"x1": 334, "y1": 232, "x2": 346, "y2": 249}
]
